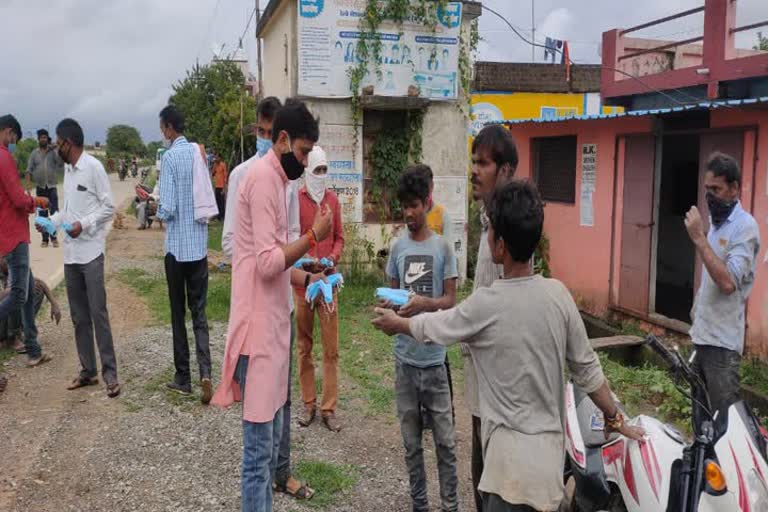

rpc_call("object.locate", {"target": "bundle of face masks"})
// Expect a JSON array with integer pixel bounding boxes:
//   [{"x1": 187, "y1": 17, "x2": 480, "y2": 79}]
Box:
[
  {"x1": 305, "y1": 273, "x2": 344, "y2": 312},
  {"x1": 293, "y1": 257, "x2": 335, "y2": 270},
  {"x1": 375, "y1": 288, "x2": 411, "y2": 307}
]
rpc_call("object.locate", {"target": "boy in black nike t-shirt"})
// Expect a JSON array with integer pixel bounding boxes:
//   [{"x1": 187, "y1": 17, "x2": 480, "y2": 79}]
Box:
[{"x1": 383, "y1": 166, "x2": 459, "y2": 512}]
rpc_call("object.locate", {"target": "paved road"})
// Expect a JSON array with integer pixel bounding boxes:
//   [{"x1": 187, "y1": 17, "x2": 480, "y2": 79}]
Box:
[{"x1": 26, "y1": 173, "x2": 137, "y2": 288}]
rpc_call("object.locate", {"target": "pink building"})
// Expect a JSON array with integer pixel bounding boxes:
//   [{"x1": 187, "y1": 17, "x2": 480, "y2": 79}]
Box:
[{"x1": 498, "y1": 0, "x2": 768, "y2": 357}]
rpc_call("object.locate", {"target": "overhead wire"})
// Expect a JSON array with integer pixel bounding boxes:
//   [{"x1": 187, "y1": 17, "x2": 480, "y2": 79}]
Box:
[
  {"x1": 196, "y1": 0, "x2": 224, "y2": 61},
  {"x1": 481, "y1": 4, "x2": 714, "y2": 107}
]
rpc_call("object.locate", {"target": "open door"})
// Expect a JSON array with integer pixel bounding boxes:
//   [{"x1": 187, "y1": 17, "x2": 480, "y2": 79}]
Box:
[
  {"x1": 694, "y1": 131, "x2": 745, "y2": 293},
  {"x1": 618, "y1": 135, "x2": 656, "y2": 315}
]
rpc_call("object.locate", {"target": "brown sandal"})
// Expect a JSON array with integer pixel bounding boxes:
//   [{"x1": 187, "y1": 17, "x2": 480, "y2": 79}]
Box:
[{"x1": 67, "y1": 376, "x2": 99, "y2": 390}]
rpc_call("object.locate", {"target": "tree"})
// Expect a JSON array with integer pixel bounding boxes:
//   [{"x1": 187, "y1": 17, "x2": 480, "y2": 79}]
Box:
[
  {"x1": 169, "y1": 60, "x2": 255, "y2": 164},
  {"x1": 755, "y1": 32, "x2": 768, "y2": 51},
  {"x1": 146, "y1": 140, "x2": 164, "y2": 158},
  {"x1": 106, "y1": 125, "x2": 145, "y2": 158},
  {"x1": 13, "y1": 138, "x2": 39, "y2": 176}
]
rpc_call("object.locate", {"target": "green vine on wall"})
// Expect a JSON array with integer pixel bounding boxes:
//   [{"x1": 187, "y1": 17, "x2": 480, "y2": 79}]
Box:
[{"x1": 369, "y1": 108, "x2": 425, "y2": 219}]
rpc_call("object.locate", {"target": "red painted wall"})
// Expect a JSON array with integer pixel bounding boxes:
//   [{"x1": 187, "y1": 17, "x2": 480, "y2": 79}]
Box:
[
  {"x1": 508, "y1": 110, "x2": 768, "y2": 357},
  {"x1": 508, "y1": 117, "x2": 653, "y2": 315}
]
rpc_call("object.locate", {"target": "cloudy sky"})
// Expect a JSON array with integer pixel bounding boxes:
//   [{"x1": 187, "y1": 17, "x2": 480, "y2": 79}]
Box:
[{"x1": 3, "y1": 0, "x2": 766, "y2": 143}]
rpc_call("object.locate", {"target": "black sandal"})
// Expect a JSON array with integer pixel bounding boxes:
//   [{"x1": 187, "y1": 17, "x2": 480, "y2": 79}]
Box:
[{"x1": 274, "y1": 477, "x2": 315, "y2": 500}]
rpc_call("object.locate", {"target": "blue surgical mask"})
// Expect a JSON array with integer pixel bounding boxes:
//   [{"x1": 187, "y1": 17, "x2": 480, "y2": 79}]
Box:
[
  {"x1": 256, "y1": 137, "x2": 272, "y2": 157},
  {"x1": 7, "y1": 143, "x2": 16, "y2": 154}
]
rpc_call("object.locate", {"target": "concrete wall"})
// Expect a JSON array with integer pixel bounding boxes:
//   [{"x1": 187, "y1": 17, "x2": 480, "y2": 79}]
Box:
[{"x1": 260, "y1": 0, "x2": 296, "y2": 101}]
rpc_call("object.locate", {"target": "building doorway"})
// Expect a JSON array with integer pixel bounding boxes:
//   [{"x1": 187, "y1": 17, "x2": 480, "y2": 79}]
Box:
[{"x1": 654, "y1": 135, "x2": 699, "y2": 323}]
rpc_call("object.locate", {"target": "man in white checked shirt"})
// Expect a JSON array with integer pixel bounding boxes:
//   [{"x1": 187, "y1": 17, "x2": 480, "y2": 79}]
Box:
[{"x1": 156, "y1": 105, "x2": 213, "y2": 405}]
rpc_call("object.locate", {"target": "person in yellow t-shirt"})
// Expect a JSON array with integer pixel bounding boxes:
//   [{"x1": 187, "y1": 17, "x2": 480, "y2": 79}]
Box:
[{"x1": 419, "y1": 165, "x2": 452, "y2": 240}]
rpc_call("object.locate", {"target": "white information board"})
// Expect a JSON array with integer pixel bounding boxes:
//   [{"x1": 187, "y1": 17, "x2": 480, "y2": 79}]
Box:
[{"x1": 298, "y1": 0, "x2": 463, "y2": 99}]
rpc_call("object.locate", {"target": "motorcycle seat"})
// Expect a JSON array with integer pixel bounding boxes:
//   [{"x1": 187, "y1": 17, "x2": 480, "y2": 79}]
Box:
[{"x1": 573, "y1": 385, "x2": 622, "y2": 448}]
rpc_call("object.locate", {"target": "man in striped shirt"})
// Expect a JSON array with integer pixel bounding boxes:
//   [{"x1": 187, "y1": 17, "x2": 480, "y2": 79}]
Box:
[{"x1": 157, "y1": 105, "x2": 213, "y2": 405}]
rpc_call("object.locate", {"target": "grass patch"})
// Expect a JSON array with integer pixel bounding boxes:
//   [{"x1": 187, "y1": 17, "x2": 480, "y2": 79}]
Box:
[
  {"x1": 741, "y1": 358, "x2": 768, "y2": 396},
  {"x1": 294, "y1": 460, "x2": 358, "y2": 509},
  {"x1": 117, "y1": 267, "x2": 231, "y2": 325},
  {"x1": 337, "y1": 284, "x2": 397, "y2": 415},
  {"x1": 208, "y1": 221, "x2": 223, "y2": 253},
  {"x1": 140, "y1": 364, "x2": 200, "y2": 408},
  {"x1": 600, "y1": 354, "x2": 691, "y2": 432},
  {"x1": 0, "y1": 346, "x2": 16, "y2": 366}
]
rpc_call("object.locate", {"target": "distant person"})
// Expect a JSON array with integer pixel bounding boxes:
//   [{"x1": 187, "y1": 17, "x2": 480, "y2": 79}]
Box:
[
  {"x1": 211, "y1": 154, "x2": 228, "y2": 221},
  {"x1": 381, "y1": 167, "x2": 459, "y2": 512},
  {"x1": 47, "y1": 118, "x2": 119, "y2": 398},
  {"x1": 295, "y1": 146, "x2": 345, "y2": 432},
  {"x1": 27, "y1": 128, "x2": 64, "y2": 248},
  {"x1": 134, "y1": 170, "x2": 161, "y2": 230},
  {"x1": 685, "y1": 152, "x2": 760, "y2": 425},
  {"x1": 212, "y1": 99, "x2": 331, "y2": 512},
  {"x1": 0, "y1": 114, "x2": 51, "y2": 368},
  {"x1": 156, "y1": 105, "x2": 213, "y2": 405}
]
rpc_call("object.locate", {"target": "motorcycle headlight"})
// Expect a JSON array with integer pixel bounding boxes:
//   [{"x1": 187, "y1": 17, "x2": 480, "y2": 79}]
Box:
[{"x1": 748, "y1": 469, "x2": 768, "y2": 510}]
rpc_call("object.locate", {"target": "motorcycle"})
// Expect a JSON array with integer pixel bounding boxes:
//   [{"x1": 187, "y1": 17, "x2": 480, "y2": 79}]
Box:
[{"x1": 564, "y1": 334, "x2": 768, "y2": 511}]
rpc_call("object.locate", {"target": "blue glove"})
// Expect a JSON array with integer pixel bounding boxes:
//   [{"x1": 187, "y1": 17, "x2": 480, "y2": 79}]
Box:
[
  {"x1": 34, "y1": 216, "x2": 57, "y2": 236},
  {"x1": 376, "y1": 288, "x2": 410, "y2": 307},
  {"x1": 293, "y1": 257, "x2": 316, "y2": 269},
  {"x1": 326, "y1": 273, "x2": 344, "y2": 288}
]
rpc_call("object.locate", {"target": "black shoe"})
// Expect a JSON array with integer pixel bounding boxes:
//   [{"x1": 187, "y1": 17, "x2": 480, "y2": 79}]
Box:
[{"x1": 166, "y1": 381, "x2": 192, "y2": 395}]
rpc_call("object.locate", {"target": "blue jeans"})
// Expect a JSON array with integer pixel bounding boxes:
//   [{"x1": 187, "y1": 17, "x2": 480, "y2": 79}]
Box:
[
  {"x1": 235, "y1": 355, "x2": 284, "y2": 512},
  {"x1": 0, "y1": 243, "x2": 41, "y2": 358},
  {"x1": 275, "y1": 312, "x2": 294, "y2": 485}
]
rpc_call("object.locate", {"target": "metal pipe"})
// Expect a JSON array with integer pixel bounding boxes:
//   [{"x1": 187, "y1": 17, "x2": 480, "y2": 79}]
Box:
[
  {"x1": 620, "y1": 6, "x2": 705, "y2": 36},
  {"x1": 730, "y1": 20, "x2": 768, "y2": 34},
  {"x1": 618, "y1": 35, "x2": 704, "y2": 61}
]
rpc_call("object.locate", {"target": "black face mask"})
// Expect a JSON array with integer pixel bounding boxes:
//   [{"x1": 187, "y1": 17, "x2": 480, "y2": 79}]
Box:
[
  {"x1": 280, "y1": 137, "x2": 305, "y2": 181},
  {"x1": 706, "y1": 192, "x2": 737, "y2": 228}
]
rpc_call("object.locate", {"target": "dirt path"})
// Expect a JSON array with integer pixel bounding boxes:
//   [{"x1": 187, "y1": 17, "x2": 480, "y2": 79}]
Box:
[{"x1": 1, "y1": 218, "x2": 477, "y2": 512}]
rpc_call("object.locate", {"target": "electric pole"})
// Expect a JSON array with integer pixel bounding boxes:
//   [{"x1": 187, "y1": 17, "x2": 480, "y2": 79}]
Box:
[
  {"x1": 256, "y1": 0, "x2": 263, "y2": 99},
  {"x1": 531, "y1": 0, "x2": 535, "y2": 63}
]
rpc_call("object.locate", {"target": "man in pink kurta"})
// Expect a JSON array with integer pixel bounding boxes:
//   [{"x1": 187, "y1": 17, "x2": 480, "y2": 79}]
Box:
[{"x1": 212, "y1": 99, "x2": 332, "y2": 512}]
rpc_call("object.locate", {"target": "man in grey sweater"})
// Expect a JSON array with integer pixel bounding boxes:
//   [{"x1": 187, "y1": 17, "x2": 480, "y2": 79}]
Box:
[
  {"x1": 373, "y1": 180, "x2": 643, "y2": 511},
  {"x1": 466, "y1": 124, "x2": 517, "y2": 511}
]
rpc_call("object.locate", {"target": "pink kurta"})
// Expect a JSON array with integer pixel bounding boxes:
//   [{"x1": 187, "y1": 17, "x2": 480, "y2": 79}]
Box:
[{"x1": 211, "y1": 150, "x2": 291, "y2": 423}]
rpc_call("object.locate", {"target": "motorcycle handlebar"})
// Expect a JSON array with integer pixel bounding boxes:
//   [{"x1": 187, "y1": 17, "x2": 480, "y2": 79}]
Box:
[{"x1": 644, "y1": 335, "x2": 679, "y2": 368}]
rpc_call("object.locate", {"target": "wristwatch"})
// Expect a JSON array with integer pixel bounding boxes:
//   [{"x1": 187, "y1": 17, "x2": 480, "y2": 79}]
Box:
[{"x1": 605, "y1": 409, "x2": 625, "y2": 431}]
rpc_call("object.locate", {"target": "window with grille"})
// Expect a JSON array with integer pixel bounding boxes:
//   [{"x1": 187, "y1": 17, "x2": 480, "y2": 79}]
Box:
[{"x1": 533, "y1": 135, "x2": 577, "y2": 204}]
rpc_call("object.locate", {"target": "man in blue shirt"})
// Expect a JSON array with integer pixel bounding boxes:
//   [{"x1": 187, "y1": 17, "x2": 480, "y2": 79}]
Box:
[
  {"x1": 685, "y1": 152, "x2": 760, "y2": 423},
  {"x1": 157, "y1": 105, "x2": 213, "y2": 405},
  {"x1": 383, "y1": 167, "x2": 459, "y2": 512}
]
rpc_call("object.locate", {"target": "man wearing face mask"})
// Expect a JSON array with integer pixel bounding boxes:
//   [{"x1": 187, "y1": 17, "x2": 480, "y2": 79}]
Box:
[
  {"x1": 222, "y1": 96, "x2": 282, "y2": 259},
  {"x1": 0, "y1": 114, "x2": 52, "y2": 368},
  {"x1": 46, "y1": 118, "x2": 119, "y2": 398},
  {"x1": 294, "y1": 146, "x2": 345, "y2": 432},
  {"x1": 685, "y1": 152, "x2": 760, "y2": 426},
  {"x1": 156, "y1": 105, "x2": 214, "y2": 405},
  {"x1": 27, "y1": 129, "x2": 64, "y2": 248},
  {"x1": 212, "y1": 98, "x2": 332, "y2": 512}
]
